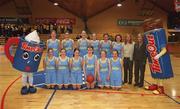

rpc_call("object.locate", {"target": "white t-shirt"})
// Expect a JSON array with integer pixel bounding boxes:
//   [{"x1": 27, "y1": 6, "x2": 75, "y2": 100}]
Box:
[{"x1": 122, "y1": 42, "x2": 135, "y2": 61}]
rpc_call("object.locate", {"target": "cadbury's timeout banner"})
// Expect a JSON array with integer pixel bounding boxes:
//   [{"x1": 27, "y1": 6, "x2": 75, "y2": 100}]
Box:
[{"x1": 144, "y1": 28, "x2": 173, "y2": 79}]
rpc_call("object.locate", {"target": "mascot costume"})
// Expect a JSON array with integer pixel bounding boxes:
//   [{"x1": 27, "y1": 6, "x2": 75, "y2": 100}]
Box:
[
  {"x1": 143, "y1": 18, "x2": 174, "y2": 94},
  {"x1": 4, "y1": 30, "x2": 45, "y2": 95}
]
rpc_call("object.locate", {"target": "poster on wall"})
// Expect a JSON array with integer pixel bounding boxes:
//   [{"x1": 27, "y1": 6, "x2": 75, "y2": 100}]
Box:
[
  {"x1": 34, "y1": 18, "x2": 75, "y2": 34},
  {"x1": 174, "y1": 0, "x2": 180, "y2": 12}
]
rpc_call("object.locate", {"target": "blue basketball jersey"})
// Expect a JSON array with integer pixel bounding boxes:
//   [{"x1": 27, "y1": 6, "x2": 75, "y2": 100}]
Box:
[
  {"x1": 45, "y1": 56, "x2": 56, "y2": 84},
  {"x1": 45, "y1": 56, "x2": 56, "y2": 70},
  {"x1": 91, "y1": 40, "x2": 100, "y2": 58},
  {"x1": 100, "y1": 40, "x2": 111, "y2": 58},
  {"x1": 112, "y1": 42, "x2": 123, "y2": 58},
  {"x1": 71, "y1": 57, "x2": 83, "y2": 84},
  {"x1": 98, "y1": 58, "x2": 110, "y2": 86},
  {"x1": 56, "y1": 56, "x2": 70, "y2": 84},
  {"x1": 47, "y1": 39, "x2": 60, "y2": 57},
  {"x1": 62, "y1": 39, "x2": 74, "y2": 57},
  {"x1": 71, "y1": 57, "x2": 82, "y2": 73},
  {"x1": 78, "y1": 38, "x2": 89, "y2": 57},
  {"x1": 84, "y1": 55, "x2": 97, "y2": 76},
  {"x1": 110, "y1": 58, "x2": 122, "y2": 87}
]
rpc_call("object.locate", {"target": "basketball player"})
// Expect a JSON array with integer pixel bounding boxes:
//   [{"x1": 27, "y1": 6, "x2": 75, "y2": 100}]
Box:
[
  {"x1": 97, "y1": 50, "x2": 110, "y2": 89},
  {"x1": 110, "y1": 50, "x2": 123, "y2": 90},
  {"x1": 56, "y1": 49, "x2": 70, "y2": 89},
  {"x1": 43, "y1": 48, "x2": 57, "y2": 89},
  {"x1": 83, "y1": 46, "x2": 97, "y2": 89}
]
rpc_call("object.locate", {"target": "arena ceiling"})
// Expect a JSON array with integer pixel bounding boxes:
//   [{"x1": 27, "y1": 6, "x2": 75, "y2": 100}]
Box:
[{"x1": 0, "y1": 0, "x2": 177, "y2": 17}]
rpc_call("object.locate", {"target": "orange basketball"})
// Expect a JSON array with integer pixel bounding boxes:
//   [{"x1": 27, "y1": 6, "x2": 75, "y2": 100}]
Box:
[{"x1": 86, "y1": 74, "x2": 94, "y2": 84}]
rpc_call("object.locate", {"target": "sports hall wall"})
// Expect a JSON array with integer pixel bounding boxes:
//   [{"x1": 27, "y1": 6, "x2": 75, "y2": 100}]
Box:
[{"x1": 0, "y1": 0, "x2": 168, "y2": 38}]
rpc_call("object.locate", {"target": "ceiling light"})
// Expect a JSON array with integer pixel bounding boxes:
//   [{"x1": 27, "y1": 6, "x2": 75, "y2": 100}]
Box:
[
  {"x1": 54, "y1": 2, "x2": 58, "y2": 6},
  {"x1": 117, "y1": 3, "x2": 122, "y2": 7}
]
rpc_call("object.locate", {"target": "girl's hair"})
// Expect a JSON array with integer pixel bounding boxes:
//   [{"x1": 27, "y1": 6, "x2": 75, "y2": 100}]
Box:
[
  {"x1": 103, "y1": 33, "x2": 109, "y2": 38},
  {"x1": 47, "y1": 48, "x2": 53, "y2": 52},
  {"x1": 115, "y1": 34, "x2": 123, "y2": 42},
  {"x1": 112, "y1": 49, "x2": 119, "y2": 55},
  {"x1": 60, "y1": 48, "x2": 66, "y2": 52},
  {"x1": 124, "y1": 34, "x2": 132, "y2": 44},
  {"x1": 74, "y1": 48, "x2": 80, "y2": 52},
  {"x1": 73, "y1": 48, "x2": 80, "y2": 57},
  {"x1": 50, "y1": 30, "x2": 57, "y2": 38},
  {"x1": 87, "y1": 46, "x2": 94, "y2": 54},
  {"x1": 100, "y1": 50, "x2": 107, "y2": 55}
]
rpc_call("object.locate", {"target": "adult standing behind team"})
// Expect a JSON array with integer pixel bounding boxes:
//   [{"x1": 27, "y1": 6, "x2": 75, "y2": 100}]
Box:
[
  {"x1": 133, "y1": 34, "x2": 147, "y2": 87},
  {"x1": 122, "y1": 34, "x2": 135, "y2": 84},
  {"x1": 47, "y1": 30, "x2": 60, "y2": 57}
]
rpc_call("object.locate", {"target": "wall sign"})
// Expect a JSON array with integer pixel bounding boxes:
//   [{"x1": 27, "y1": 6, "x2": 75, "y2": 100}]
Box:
[
  {"x1": 0, "y1": 17, "x2": 29, "y2": 24},
  {"x1": 117, "y1": 19, "x2": 143, "y2": 26}
]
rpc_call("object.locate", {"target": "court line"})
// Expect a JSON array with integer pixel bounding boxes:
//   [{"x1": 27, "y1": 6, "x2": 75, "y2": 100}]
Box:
[
  {"x1": 44, "y1": 89, "x2": 57, "y2": 109},
  {"x1": 75, "y1": 89, "x2": 165, "y2": 96},
  {"x1": 0, "y1": 75, "x2": 22, "y2": 109},
  {"x1": 144, "y1": 80, "x2": 180, "y2": 104}
]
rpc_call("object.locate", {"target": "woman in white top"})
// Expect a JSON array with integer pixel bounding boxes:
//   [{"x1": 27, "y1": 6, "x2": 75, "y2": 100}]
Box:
[{"x1": 123, "y1": 34, "x2": 135, "y2": 84}]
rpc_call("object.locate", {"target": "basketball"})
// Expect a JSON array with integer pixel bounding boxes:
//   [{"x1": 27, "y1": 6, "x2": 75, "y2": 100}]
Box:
[{"x1": 86, "y1": 74, "x2": 94, "y2": 84}]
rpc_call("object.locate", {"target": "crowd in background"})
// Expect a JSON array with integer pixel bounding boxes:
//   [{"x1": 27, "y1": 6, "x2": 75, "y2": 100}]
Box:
[{"x1": 0, "y1": 23, "x2": 73, "y2": 37}]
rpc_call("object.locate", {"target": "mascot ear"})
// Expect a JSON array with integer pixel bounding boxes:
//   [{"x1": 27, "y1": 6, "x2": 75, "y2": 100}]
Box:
[{"x1": 4, "y1": 37, "x2": 19, "y2": 63}]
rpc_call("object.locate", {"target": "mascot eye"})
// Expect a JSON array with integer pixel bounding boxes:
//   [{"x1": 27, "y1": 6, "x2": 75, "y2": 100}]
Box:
[
  {"x1": 22, "y1": 52, "x2": 29, "y2": 60},
  {"x1": 34, "y1": 54, "x2": 40, "y2": 61}
]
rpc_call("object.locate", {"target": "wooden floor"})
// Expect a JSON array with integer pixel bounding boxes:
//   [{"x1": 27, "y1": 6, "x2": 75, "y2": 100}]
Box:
[{"x1": 0, "y1": 44, "x2": 180, "y2": 109}]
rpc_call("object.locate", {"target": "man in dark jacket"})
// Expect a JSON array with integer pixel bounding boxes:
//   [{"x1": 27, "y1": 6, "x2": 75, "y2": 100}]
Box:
[{"x1": 133, "y1": 34, "x2": 147, "y2": 87}]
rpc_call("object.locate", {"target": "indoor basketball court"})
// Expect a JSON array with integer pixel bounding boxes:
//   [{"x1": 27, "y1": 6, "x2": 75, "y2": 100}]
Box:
[{"x1": 0, "y1": 0, "x2": 180, "y2": 109}]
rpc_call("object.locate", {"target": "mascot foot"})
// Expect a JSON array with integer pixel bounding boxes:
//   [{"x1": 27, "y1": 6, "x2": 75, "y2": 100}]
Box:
[
  {"x1": 153, "y1": 86, "x2": 165, "y2": 95},
  {"x1": 29, "y1": 86, "x2": 37, "y2": 94},
  {"x1": 145, "y1": 84, "x2": 158, "y2": 91},
  {"x1": 21, "y1": 86, "x2": 29, "y2": 95}
]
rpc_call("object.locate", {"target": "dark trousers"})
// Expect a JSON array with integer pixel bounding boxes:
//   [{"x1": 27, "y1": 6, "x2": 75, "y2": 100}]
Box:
[
  {"x1": 123, "y1": 58, "x2": 133, "y2": 84},
  {"x1": 134, "y1": 60, "x2": 145, "y2": 86}
]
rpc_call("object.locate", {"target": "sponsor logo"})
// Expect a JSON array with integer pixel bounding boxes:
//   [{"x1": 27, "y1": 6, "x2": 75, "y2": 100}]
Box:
[
  {"x1": 21, "y1": 42, "x2": 43, "y2": 53},
  {"x1": 146, "y1": 34, "x2": 162, "y2": 73}
]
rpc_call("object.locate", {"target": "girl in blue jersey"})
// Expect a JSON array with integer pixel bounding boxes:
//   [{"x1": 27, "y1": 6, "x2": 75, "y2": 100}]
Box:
[
  {"x1": 90, "y1": 33, "x2": 100, "y2": 58},
  {"x1": 47, "y1": 30, "x2": 60, "y2": 57},
  {"x1": 56, "y1": 49, "x2": 70, "y2": 89},
  {"x1": 70, "y1": 48, "x2": 83, "y2": 89},
  {"x1": 97, "y1": 50, "x2": 111, "y2": 89},
  {"x1": 83, "y1": 46, "x2": 97, "y2": 89},
  {"x1": 77, "y1": 30, "x2": 89, "y2": 57},
  {"x1": 112, "y1": 34, "x2": 123, "y2": 58},
  {"x1": 110, "y1": 50, "x2": 123, "y2": 90},
  {"x1": 61, "y1": 32, "x2": 74, "y2": 58},
  {"x1": 43, "y1": 48, "x2": 57, "y2": 89},
  {"x1": 100, "y1": 33, "x2": 112, "y2": 58}
]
